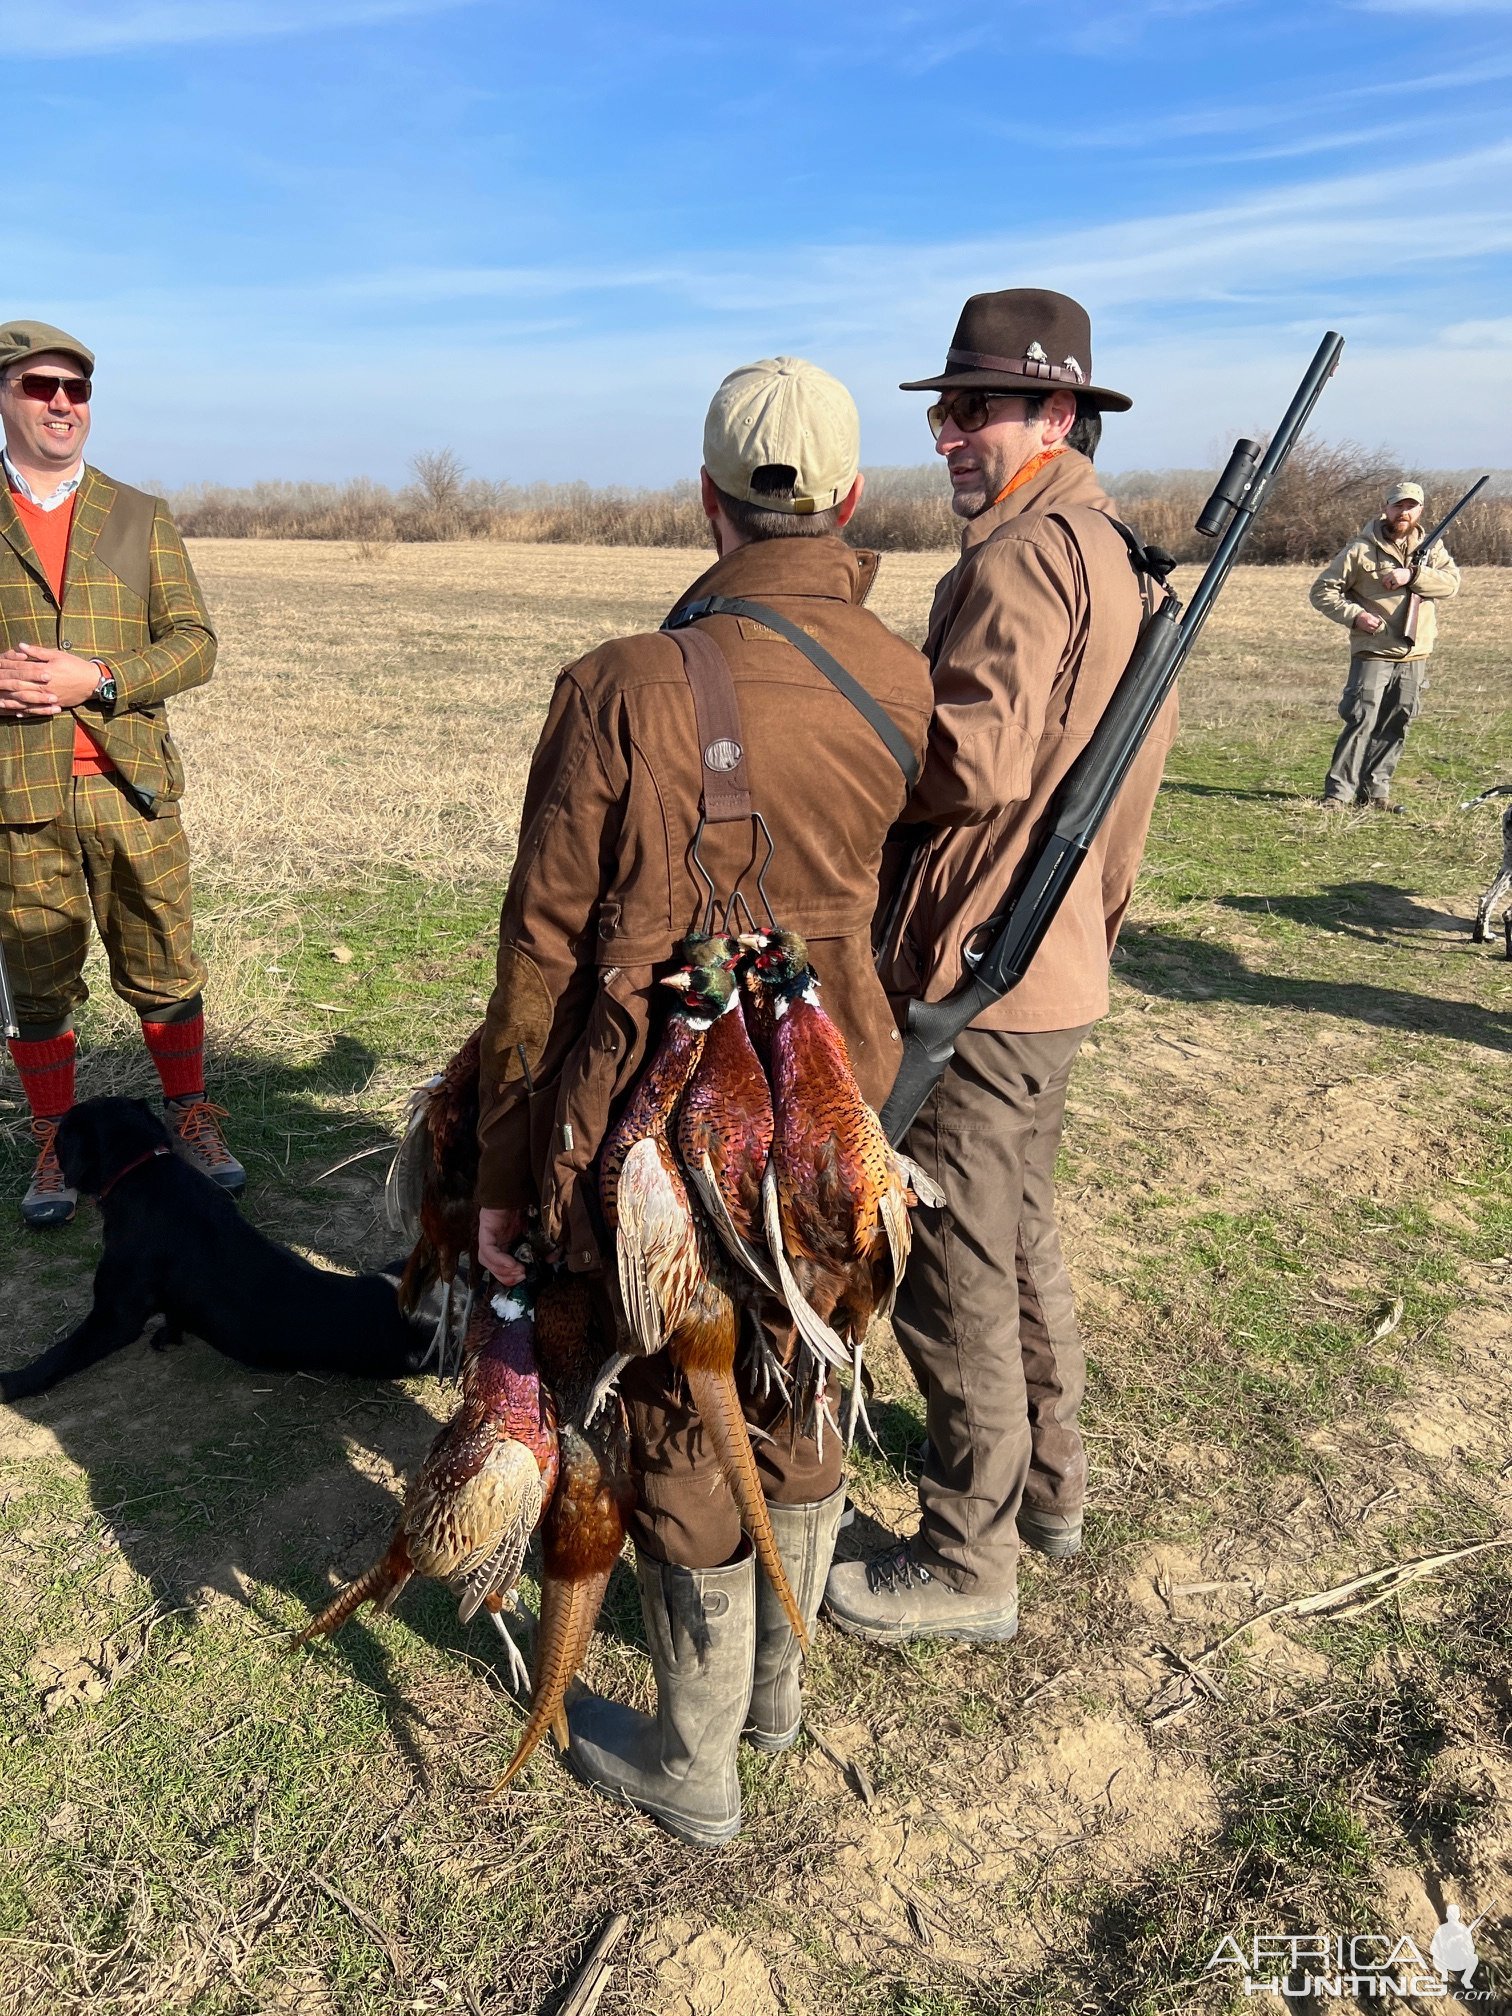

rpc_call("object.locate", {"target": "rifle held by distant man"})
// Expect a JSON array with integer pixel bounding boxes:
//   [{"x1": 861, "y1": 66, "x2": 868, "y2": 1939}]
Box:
[{"x1": 1401, "y1": 472, "x2": 1488, "y2": 648}]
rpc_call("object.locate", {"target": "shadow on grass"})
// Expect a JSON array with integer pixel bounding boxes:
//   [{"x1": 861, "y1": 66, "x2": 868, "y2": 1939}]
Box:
[
  {"x1": 1223, "y1": 879, "x2": 1470, "y2": 943},
  {"x1": 1160, "y1": 780, "x2": 1315, "y2": 806},
  {"x1": 1118, "y1": 924, "x2": 1512, "y2": 1052},
  {"x1": 0, "y1": 1029, "x2": 529, "y2": 1782}
]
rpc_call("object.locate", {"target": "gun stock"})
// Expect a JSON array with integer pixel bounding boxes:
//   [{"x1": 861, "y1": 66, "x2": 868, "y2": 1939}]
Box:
[{"x1": 880, "y1": 331, "x2": 1345, "y2": 1147}]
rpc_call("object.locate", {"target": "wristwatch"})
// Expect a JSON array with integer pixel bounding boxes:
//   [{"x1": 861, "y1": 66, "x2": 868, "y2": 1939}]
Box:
[{"x1": 90, "y1": 665, "x2": 117, "y2": 710}]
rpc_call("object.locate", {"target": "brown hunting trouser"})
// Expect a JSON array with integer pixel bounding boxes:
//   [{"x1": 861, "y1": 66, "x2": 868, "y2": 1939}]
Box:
[
  {"x1": 624, "y1": 1302, "x2": 842, "y2": 1569},
  {"x1": 894, "y1": 1023, "x2": 1091, "y2": 1598}
]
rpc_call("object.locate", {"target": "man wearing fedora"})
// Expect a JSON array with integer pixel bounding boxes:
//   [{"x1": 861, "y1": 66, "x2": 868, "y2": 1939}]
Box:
[
  {"x1": 0, "y1": 319, "x2": 244, "y2": 1225},
  {"x1": 826, "y1": 289, "x2": 1176, "y2": 1646},
  {"x1": 1311, "y1": 478, "x2": 1459, "y2": 812}
]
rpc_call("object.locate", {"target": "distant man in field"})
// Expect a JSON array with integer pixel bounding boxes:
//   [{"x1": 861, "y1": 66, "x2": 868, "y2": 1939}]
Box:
[
  {"x1": 0, "y1": 319, "x2": 244, "y2": 1226},
  {"x1": 826, "y1": 288, "x2": 1176, "y2": 1646},
  {"x1": 1312, "y1": 479, "x2": 1460, "y2": 812},
  {"x1": 472, "y1": 359, "x2": 932, "y2": 1843}
]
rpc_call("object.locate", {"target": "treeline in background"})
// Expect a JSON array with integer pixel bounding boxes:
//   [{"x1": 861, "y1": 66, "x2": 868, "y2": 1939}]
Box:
[{"x1": 169, "y1": 442, "x2": 1512, "y2": 564}]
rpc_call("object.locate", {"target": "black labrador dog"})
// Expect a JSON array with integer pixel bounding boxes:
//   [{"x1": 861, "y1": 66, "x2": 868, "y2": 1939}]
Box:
[{"x1": 1, "y1": 1097, "x2": 434, "y2": 1401}]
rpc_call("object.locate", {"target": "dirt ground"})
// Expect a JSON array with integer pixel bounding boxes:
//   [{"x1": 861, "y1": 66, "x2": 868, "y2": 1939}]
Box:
[{"x1": 0, "y1": 543, "x2": 1509, "y2": 2016}]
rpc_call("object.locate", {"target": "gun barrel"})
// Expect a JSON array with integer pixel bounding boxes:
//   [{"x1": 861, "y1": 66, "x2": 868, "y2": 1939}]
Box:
[
  {"x1": 1417, "y1": 473, "x2": 1489, "y2": 556},
  {"x1": 0, "y1": 939, "x2": 18, "y2": 1041}
]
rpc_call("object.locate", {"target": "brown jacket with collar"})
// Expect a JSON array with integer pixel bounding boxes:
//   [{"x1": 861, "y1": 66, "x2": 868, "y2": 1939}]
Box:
[
  {"x1": 0, "y1": 466, "x2": 216, "y2": 824},
  {"x1": 875, "y1": 449, "x2": 1176, "y2": 1033},
  {"x1": 476, "y1": 534, "x2": 933, "y2": 1261}
]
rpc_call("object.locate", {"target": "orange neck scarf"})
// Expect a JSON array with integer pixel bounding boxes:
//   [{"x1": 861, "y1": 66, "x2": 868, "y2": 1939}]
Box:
[{"x1": 993, "y1": 444, "x2": 1068, "y2": 507}]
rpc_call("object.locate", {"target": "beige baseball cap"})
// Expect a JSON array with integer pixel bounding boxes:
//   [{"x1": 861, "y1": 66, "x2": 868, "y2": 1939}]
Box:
[
  {"x1": 0, "y1": 319, "x2": 94, "y2": 377},
  {"x1": 1387, "y1": 479, "x2": 1424, "y2": 506},
  {"x1": 702, "y1": 356, "x2": 860, "y2": 513}
]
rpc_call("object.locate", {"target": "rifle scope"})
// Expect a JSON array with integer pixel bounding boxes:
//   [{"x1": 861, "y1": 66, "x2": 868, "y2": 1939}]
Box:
[{"x1": 1195, "y1": 438, "x2": 1263, "y2": 540}]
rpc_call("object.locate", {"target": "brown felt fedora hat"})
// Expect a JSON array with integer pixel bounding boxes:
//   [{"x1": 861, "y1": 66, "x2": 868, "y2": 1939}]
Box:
[{"x1": 901, "y1": 288, "x2": 1131, "y2": 412}]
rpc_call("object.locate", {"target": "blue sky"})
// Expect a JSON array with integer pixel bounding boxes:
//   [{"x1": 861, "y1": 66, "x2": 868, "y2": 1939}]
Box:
[{"x1": 7, "y1": 0, "x2": 1511, "y2": 487}]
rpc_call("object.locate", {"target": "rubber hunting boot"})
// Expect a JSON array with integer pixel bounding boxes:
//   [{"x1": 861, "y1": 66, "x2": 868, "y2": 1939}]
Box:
[
  {"x1": 567, "y1": 1547, "x2": 755, "y2": 1846},
  {"x1": 744, "y1": 1486, "x2": 846, "y2": 1754}
]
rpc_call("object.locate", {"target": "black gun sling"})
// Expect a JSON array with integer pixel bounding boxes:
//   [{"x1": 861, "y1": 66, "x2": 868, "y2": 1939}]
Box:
[{"x1": 666, "y1": 594, "x2": 919, "y2": 792}]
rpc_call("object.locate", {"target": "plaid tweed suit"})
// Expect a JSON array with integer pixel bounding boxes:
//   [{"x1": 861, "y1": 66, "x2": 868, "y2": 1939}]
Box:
[{"x1": 0, "y1": 467, "x2": 215, "y2": 1031}]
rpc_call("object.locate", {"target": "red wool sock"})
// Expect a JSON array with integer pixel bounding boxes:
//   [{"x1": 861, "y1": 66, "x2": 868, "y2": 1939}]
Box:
[
  {"x1": 8, "y1": 1031, "x2": 78, "y2": 1120},
  {"x1": 141, "y1": 1012, "x2": 206, "y2": 1102}
]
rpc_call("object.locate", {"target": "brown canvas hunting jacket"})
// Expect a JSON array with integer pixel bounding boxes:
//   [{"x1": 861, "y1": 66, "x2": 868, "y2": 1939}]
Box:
[
  {"x1": 875, "y1": 449, "x2": 1176, "y2": 1032},
  {"x1": 476, "y1": 534, "x2": 933, "y2": 1261},
  {"x1": 0, "y1": 466, "x2": 216, "y2": 823},
  {"x1": 1309, "y1": 517, "x2": 1459, "y2": 662}
]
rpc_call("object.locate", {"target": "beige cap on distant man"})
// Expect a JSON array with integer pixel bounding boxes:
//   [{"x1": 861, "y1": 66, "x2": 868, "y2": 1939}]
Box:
[
  {"x1": 0, "y1": 319, "x2": 95, "y2": 376},
  {"x1": 1387, "y1": 479, "x2": 1425, "y2": 506},
  {"x1": 703, "y1": 356, "x2": 860, "y2": 513}
]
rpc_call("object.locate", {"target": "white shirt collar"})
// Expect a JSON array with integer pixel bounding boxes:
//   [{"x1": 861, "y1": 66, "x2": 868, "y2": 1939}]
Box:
[{"x1": 2, "y1": 448, "x2": 84, "y2": 512}]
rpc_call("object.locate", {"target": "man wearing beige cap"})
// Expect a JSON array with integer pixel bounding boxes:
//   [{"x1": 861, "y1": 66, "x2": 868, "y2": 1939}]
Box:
[
  {"x1": 0, "y1": 319, "x2": 244, "y2": 1226},
  {"x1": 826, "y1": 288, "x2": 1175, "y2": 1646},
  {"x1": 472, "y1": 357, "x2": 932, "y2": 1842},
  {"x1": 1312, "y1": 479, "x2": 1460, "y2": 810}
]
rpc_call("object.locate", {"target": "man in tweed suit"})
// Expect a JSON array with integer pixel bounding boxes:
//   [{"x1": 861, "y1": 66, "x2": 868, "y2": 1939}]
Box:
[{"x1": 0, "y1": 319, "x2": 244, "y2": 1225}]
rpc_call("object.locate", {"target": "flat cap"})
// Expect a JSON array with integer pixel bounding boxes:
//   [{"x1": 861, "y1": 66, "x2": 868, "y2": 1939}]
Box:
[{"x1": 0, "y1": 320, "x2": 94, "y2": 377}]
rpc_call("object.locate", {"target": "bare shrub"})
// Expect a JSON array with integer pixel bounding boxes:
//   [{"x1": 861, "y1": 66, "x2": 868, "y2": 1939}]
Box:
[{"x1": 166, "y1": 451, "x2": 1512, "y2": 560}]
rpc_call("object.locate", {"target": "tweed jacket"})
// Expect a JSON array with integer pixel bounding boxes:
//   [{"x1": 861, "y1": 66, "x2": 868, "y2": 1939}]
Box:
[
  {"x1": 0, "y1": 466, "x2": 216, "y2": 823},
  {"x1": 475, "y1": 534, "x2": 933, "y2": 1259}
]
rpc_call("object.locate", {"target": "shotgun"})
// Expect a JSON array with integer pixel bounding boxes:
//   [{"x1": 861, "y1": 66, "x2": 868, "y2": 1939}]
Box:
[
  {"x1": 879, "y1": 330, "x2": 1346, "y2": 1146},
  {"x1": 1401, "y1": 472, "x2": 1487, "y2": 648}
]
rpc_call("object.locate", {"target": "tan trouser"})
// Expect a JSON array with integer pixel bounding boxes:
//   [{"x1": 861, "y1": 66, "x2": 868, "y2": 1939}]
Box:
[
  {"x1": 624, "y1": 1301, "x2": 843, "y2": 1569},
  {"x1": 894, "y1": 1024, "x2": 1090, "y2": 1597}
]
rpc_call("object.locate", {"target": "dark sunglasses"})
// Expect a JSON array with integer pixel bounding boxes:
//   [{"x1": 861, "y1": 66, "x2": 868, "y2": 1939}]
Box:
[
  {"x1": 10, "y1": 371, "x2": 92, "y2": 405},
  {"x1": 926, "y1": 390, "x2": 1022, "y2": 440}
]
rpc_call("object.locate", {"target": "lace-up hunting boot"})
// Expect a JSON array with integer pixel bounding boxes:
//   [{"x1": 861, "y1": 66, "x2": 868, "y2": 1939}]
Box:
[
  {"x1": 165, "y1": 1097, "x2": 246, "y2": 1195},
  {"x1": 824, "y1": 1537, "x2": 1019, "y2": 1647},
  {"x1": 567, "y1": 1548, "x2": 755, "y2": 1846},
  {"x1": 744, "y1": 1486, "x2": 845, "y2": 1754},
  {"x1": 21, "y1": 1116, "x2": 77, "y2": 1229}
]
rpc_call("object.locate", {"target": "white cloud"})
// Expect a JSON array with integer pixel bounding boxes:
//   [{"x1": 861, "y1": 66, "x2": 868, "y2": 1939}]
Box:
[
  {"x1": 1442, "y1": 317, "x2": 1512, "y2": 346},
  {"x1": 0, "y1": 0, "x2": 479, "y2": 55}
]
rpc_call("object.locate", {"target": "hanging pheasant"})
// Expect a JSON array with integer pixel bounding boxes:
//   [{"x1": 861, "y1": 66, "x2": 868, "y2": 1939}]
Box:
[
  {"x1": 492, "y1": 1274, "x2": 634, "y2": 1790},
  {"x1": 740, "y1": 928, "x2": 942, "y2": 1435},
  {"x1": 600, "y1": 946, "x2": 808, "y2": 1647},
  {"x1": 295, "y1": 1284, "x2": 557, "y2": 1689},
  {"x1": 386, "y1": 1025, "x2": 484, "y2": 1374}
]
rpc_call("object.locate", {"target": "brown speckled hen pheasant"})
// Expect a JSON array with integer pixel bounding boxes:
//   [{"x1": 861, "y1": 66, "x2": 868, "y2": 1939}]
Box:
[
  {"x1": 600, "y1": 947, "x2": 807, "y2": 1647},
  {"x1": 741, "y1": 928, "x2": 941, "y2": 1431},
  {"x1": 295, "y1": 1283, "x2": 557, "y2": 1689},
  {"x1": 386, "y1": 1025, "x2": 483, "y2": 1373},
  {"x1": 493, "y1": 1275, "x2": 634, "y2": 1790}
]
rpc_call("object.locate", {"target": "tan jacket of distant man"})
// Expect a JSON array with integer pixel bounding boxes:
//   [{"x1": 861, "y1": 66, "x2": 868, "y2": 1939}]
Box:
[{"x1": 1309, "y1": 517, "x2": 1459, "y2": 661}]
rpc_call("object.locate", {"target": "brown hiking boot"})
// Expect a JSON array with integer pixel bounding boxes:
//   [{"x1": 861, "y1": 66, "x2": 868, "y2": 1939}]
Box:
[
  {"x1": 165, "y1": 1097, "x2": 246, "y2": 1195},
  {"x1": 21, "y1": 1116, "x2": 77, "y2": 1229}
]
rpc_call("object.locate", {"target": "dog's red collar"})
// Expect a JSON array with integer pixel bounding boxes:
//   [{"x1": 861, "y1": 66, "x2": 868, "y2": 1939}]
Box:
[{"x1": 96, "y1": 1144, "x2": 171, "y2": 1202}]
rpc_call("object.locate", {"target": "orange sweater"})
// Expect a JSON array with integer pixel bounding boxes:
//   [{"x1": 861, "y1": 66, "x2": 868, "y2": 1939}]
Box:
[{"x1": 8, "y1": 484, "x2": 113, "y2": 775}]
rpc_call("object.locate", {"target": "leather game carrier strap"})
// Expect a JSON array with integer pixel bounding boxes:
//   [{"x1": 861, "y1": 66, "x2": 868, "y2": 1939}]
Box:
[
  {"x1": 668, "y1": 624, "x2": 755, "y2": 823},
  {"x1": 666, "y1": 595, "x2": 919, "y2": 793}
]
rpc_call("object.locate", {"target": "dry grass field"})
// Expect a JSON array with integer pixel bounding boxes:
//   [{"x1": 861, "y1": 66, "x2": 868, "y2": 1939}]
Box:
[{"x1": 0, "y1": 542, "x2": 1509, "y2": 2016}]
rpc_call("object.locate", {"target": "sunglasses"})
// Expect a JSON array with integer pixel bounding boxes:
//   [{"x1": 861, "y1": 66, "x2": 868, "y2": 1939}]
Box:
[
  {"x1": 9, "y1": 371, "x2": 92, "y2": 405},
  {"x1": 926, "y1": 390, "x2": 1023, "y2": 440}
]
